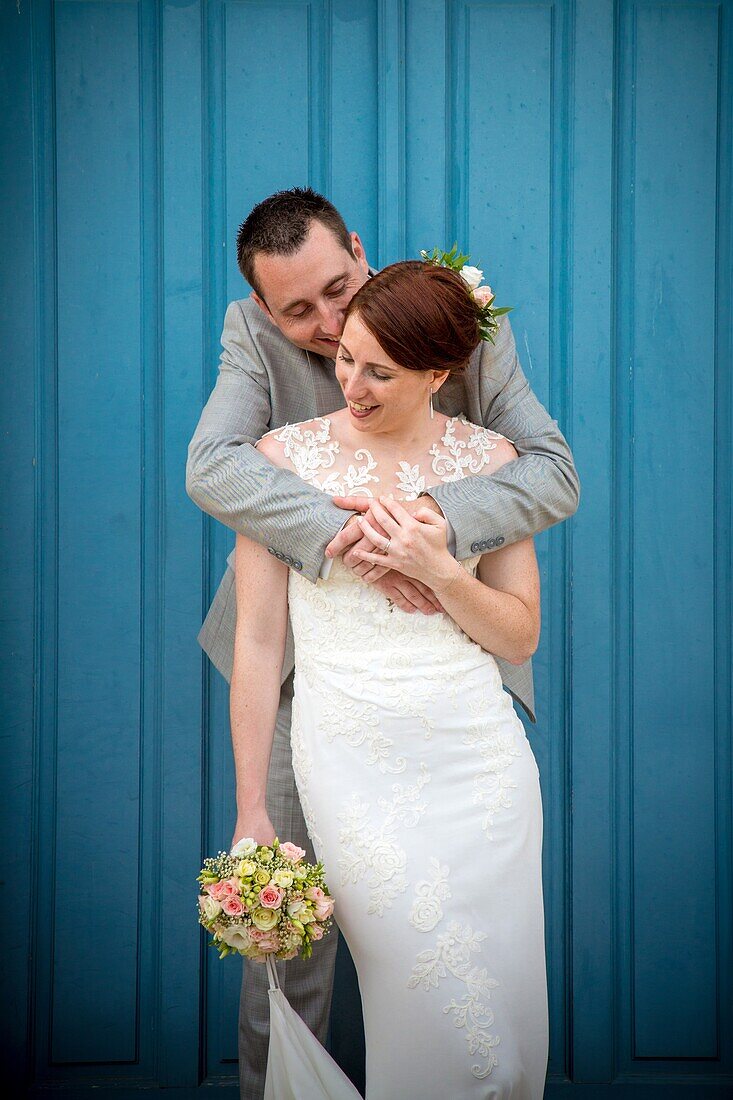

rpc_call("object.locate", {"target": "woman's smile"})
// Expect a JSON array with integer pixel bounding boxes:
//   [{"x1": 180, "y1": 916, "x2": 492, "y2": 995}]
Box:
[{"x1": 348, "y1": 401, "x2": 381, "y2": 419}]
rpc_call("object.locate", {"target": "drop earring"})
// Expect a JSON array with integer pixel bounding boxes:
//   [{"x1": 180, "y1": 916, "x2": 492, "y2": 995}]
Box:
[{"x1": 429, "y1": 387, "x2": 434, "y2": 419}]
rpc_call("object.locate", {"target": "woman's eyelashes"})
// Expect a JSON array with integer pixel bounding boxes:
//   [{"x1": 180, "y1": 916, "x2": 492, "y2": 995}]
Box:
[{"x1": 338, "y1": 354, "x2": 390, "y2": 382}]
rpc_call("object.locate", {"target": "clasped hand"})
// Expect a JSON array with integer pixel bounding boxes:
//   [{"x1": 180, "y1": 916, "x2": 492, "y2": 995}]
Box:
[{"x1": 326, "y1": 495, "x2": 456, "y2": 611}]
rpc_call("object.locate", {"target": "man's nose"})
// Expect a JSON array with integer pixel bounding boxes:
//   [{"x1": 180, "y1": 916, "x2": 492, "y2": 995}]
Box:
[{"x1": 319, "y1": 300, "x2": 344, "y2": 337}]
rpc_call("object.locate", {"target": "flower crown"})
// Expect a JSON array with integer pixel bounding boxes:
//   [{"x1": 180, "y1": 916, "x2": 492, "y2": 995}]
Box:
[{"x1": 419, "y1": 244, "x2": 512, "y2": 345}]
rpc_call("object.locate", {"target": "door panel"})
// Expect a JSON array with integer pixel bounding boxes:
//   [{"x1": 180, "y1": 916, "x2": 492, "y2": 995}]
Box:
[{"x1": 1, "y1": 0, "x2": 730, "y2": 1095}]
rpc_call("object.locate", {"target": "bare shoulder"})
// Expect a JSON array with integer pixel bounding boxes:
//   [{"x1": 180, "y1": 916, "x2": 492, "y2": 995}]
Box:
[
  {"x1": 254, "y1": 426, "x2": 289, "y2": 466},
  {"x1": 485, "y1": 433, "x2": 519, "y2": 474}
]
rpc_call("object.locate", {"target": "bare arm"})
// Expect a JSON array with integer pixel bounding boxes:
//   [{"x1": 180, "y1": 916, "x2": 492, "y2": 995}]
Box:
[{"x1": 229, "y1": 530, "x2": 289, "y2": 848}]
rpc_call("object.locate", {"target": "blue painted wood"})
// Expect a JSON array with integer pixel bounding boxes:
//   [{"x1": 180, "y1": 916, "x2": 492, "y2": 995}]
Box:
[
  {"x1": 629, "y1": 1, "x2": 720, "y2": 1059},
  {"x1": 568, "y1": 0, "x2": 616, "y2": 1083},
  {"x1": 51, "y1": 0, "x2": 143, "y2": 1064},
  {"x1": 330, "y1": 1, "x2": 379, "y2": 260},
  {"x1": 2, "y1": 0, "x2": 731, "y2": 1094},
  {"x1": 159, "y1": 4, "x2": 207, "y2": 1087},
  {"x1": 0, "y1": 0, "x2": 38, "y2": 1091}
]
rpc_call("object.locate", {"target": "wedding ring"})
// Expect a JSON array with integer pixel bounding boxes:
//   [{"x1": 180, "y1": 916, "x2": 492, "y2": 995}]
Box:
[{"x1": 381, "y1": 537, "x2": 391, "y2": 554}]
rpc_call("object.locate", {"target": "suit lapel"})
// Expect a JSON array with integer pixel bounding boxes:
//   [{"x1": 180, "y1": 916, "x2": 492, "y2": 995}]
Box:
[{"x1": 308, "y1": 352, "x2": 346, "y2": 417}]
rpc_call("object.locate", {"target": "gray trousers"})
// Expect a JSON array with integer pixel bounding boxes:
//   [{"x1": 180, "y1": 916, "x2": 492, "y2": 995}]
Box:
[{"x1": 238, "y1": 672, "x2": 340, "y2": 1100}]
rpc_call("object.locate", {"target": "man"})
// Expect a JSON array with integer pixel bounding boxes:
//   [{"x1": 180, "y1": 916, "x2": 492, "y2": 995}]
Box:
[{"x1": 186, "y1": 187, "x2": 579, "y2": 1099}]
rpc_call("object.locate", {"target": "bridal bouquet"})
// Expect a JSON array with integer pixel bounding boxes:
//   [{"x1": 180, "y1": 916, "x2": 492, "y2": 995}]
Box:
[{"x1": 197, "y1": 836, "x2": 335, "y2": 962}]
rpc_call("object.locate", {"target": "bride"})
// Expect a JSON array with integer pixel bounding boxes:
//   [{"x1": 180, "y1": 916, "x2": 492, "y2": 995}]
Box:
[{"x1": 230, "y1": 260, "x2": 548, "y2": 1098}]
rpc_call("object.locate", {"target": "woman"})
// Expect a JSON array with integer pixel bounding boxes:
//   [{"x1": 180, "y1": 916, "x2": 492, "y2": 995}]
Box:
[{"x1": 231, "y1": 261, "x2": 548, "y2": 1098}]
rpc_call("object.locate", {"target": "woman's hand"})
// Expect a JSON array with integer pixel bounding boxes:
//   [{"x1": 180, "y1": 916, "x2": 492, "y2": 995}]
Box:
[
  {"x1": 231, "y1": 806, "x2": 276, "y2": 853},
  {"x1": 354, "y1": 496, "x2": 458, "y2": 593}
]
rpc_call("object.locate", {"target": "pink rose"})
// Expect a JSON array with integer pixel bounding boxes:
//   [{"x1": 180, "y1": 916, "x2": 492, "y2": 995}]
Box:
[
  {"x1": 314, "y1": 898, "x2": 335, "y2": 920},
  {"x1": 279, "y1": 842, "x2": 306, "y2": 863},
  {"x1": 473, "y1": 284, "x2": 494, "y2": 308},
  {"x1": 304, "y1": 886, "x2": 325, "y2": 903},
  {"x1": 206, "y1": 877, "x2": 239, "y2": 901},
  {"x1": 221, "y1": 894, "x2": 246, "y2": 916},
  {"x1": 258, "y1": 933, "x2": 280, "y2": 953},
  {"x1": 259, "y1": 884, "x2": 284, "y2": 909},
  {"x1": 309, "y1": 923, "x2": 324, "y2": 941}
]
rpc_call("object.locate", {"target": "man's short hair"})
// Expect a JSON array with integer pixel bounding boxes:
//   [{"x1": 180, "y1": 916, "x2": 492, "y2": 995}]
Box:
[{"x1": 237, "y1": 188, "x2": 354, "y2": 297}]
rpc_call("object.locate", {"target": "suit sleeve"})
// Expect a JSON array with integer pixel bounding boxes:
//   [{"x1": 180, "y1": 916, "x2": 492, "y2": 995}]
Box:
[
  {"x1": 186, "y1": 300, "x2": 349, "y2": 582},
  {"x1": 428, "y1": 317, "x2": 580, "y2": 560}
]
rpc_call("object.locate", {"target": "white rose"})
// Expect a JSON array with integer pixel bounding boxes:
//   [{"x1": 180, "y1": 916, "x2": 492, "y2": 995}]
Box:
[
  {"x1": 220, "y1": 924, "x2": 253, "y2": 952},
  {"x1": 271, "y1": 869, "x2": 294, "y2": 889},
  {"x1": 198, "y1": 894, "x2": 222, "y2": 923},
  {"x1": 231, "y1": 837, "x2": 257, "y2": 857},
  {"x1": 459, "y1": 265, "x2": 483, "y2": 290},
  {"x1": 287, "y1": 898, "x2": 307, "y2": 919}
]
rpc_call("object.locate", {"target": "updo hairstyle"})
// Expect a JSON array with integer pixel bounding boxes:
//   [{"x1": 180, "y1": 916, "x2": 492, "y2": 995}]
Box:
[{"x1": 345, "y1": 260, "x2": 481, "y2": 374}]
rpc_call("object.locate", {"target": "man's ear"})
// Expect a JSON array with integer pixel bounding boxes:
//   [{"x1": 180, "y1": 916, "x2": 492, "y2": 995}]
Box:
[
  {"x1": 350, "y1": 231, "x2": 369, "y2": 272},
  {"x1": 250, "y1": 290, "x2": 272, "y2": 320}
]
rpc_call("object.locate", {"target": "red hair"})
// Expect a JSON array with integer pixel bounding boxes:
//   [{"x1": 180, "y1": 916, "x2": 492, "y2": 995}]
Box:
[{"x1": 345, "y1": 260, "x2": 480, "y2": 373}]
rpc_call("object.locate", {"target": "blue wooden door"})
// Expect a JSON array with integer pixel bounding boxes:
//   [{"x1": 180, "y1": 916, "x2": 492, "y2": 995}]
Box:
[{"x1": 2, "y1": 1, "x2": 731, "y2": 1096}]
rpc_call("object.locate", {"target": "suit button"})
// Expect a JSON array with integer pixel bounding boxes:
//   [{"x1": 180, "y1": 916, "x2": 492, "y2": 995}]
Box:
[
  {"x1": 471, "y1": 542, "x2": 481, "y2": 553},
  {"x1": 268, "y1": 547, "x2": 276, "y2": 555},
  {"x1": 478, "y1": 540, "x2": 486, "y2": 551},
  {"x1": 285, "y1": 556, "x2": 294, "y2": 566},
  {"x1": 294, "y1": 561, "x2": 303, "y2": 570},
  {"x1": 496, "y1": 536, "x2": 505, "y2": 546},
  {"x1": 275, "y1": 551, "x2": 284, "y2": 560},
  {"x1": 487, "y1": 537, "x2": 496, "y2": 549}
]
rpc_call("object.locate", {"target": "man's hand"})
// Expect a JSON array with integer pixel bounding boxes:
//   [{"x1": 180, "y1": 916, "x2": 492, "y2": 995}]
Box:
[{"x1": 372, "y1": 572, "x2": 443, "y2": 614}]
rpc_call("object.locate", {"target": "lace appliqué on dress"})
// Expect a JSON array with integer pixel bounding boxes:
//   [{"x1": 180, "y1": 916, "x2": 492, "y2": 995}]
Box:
[
  {"x1": 317, "y1": 695, "x2": 407, "y2": 775},
  {"x1": 429, "y1": 416, "x2": 502, "y2": 482},
  {"x1": 408, "y1": 921, "x2": 501, "y2": 1079},
  {"x1": 273, "y1": 420, "x2": 339, "y2": 484},
  {"x1": 275, "y1": 414, "x2": 502, "y2": 499},
  {"x1": 464, "y1": 691, "x2": 524, "y2": 840},
  {"x1": 408, "y1": 858, "x2": 451, "y2": 933},
  {"x1": 338, "y1": 764, "x2": 430, "y2": 916},
  {"x1": 274, "y1": 420, "x2": 381, "y2": 497},
  {"x1": 395, "y1": 461, "x2": 427, "y2": 499}
]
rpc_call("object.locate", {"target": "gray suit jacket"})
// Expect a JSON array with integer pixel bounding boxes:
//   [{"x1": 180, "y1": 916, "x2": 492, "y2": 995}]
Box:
[{"x1": 187, "y1": 295, "x2": 580, "y2": 723}]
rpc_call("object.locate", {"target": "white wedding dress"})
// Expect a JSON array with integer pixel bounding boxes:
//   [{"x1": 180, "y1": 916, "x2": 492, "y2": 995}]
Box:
[{"x1": 270, "y1": 414, "x2": 548, "y2": 1099}]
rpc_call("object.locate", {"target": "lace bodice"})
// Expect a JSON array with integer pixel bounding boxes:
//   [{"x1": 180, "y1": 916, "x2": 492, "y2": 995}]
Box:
[
  {"x1": 267, "y1": 413, "x2": 504, "y2": 500},
  {"x1": 267, "y1": 413, "x2": 509, "y2": 690}
]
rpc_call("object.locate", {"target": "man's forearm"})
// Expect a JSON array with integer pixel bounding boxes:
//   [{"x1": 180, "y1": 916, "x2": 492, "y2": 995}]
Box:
[
  {"x1": 186, "y1": 435, "x2": 348, "y2": 582},
  {"x1": 429, "y1": 445, "x2": 579, "y2": 561}
]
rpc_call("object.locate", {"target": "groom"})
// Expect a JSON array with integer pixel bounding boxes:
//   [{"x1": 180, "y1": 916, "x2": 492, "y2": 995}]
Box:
[{"x1": 187, "y1": 187, "x2": 579, "y2": 1099}]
